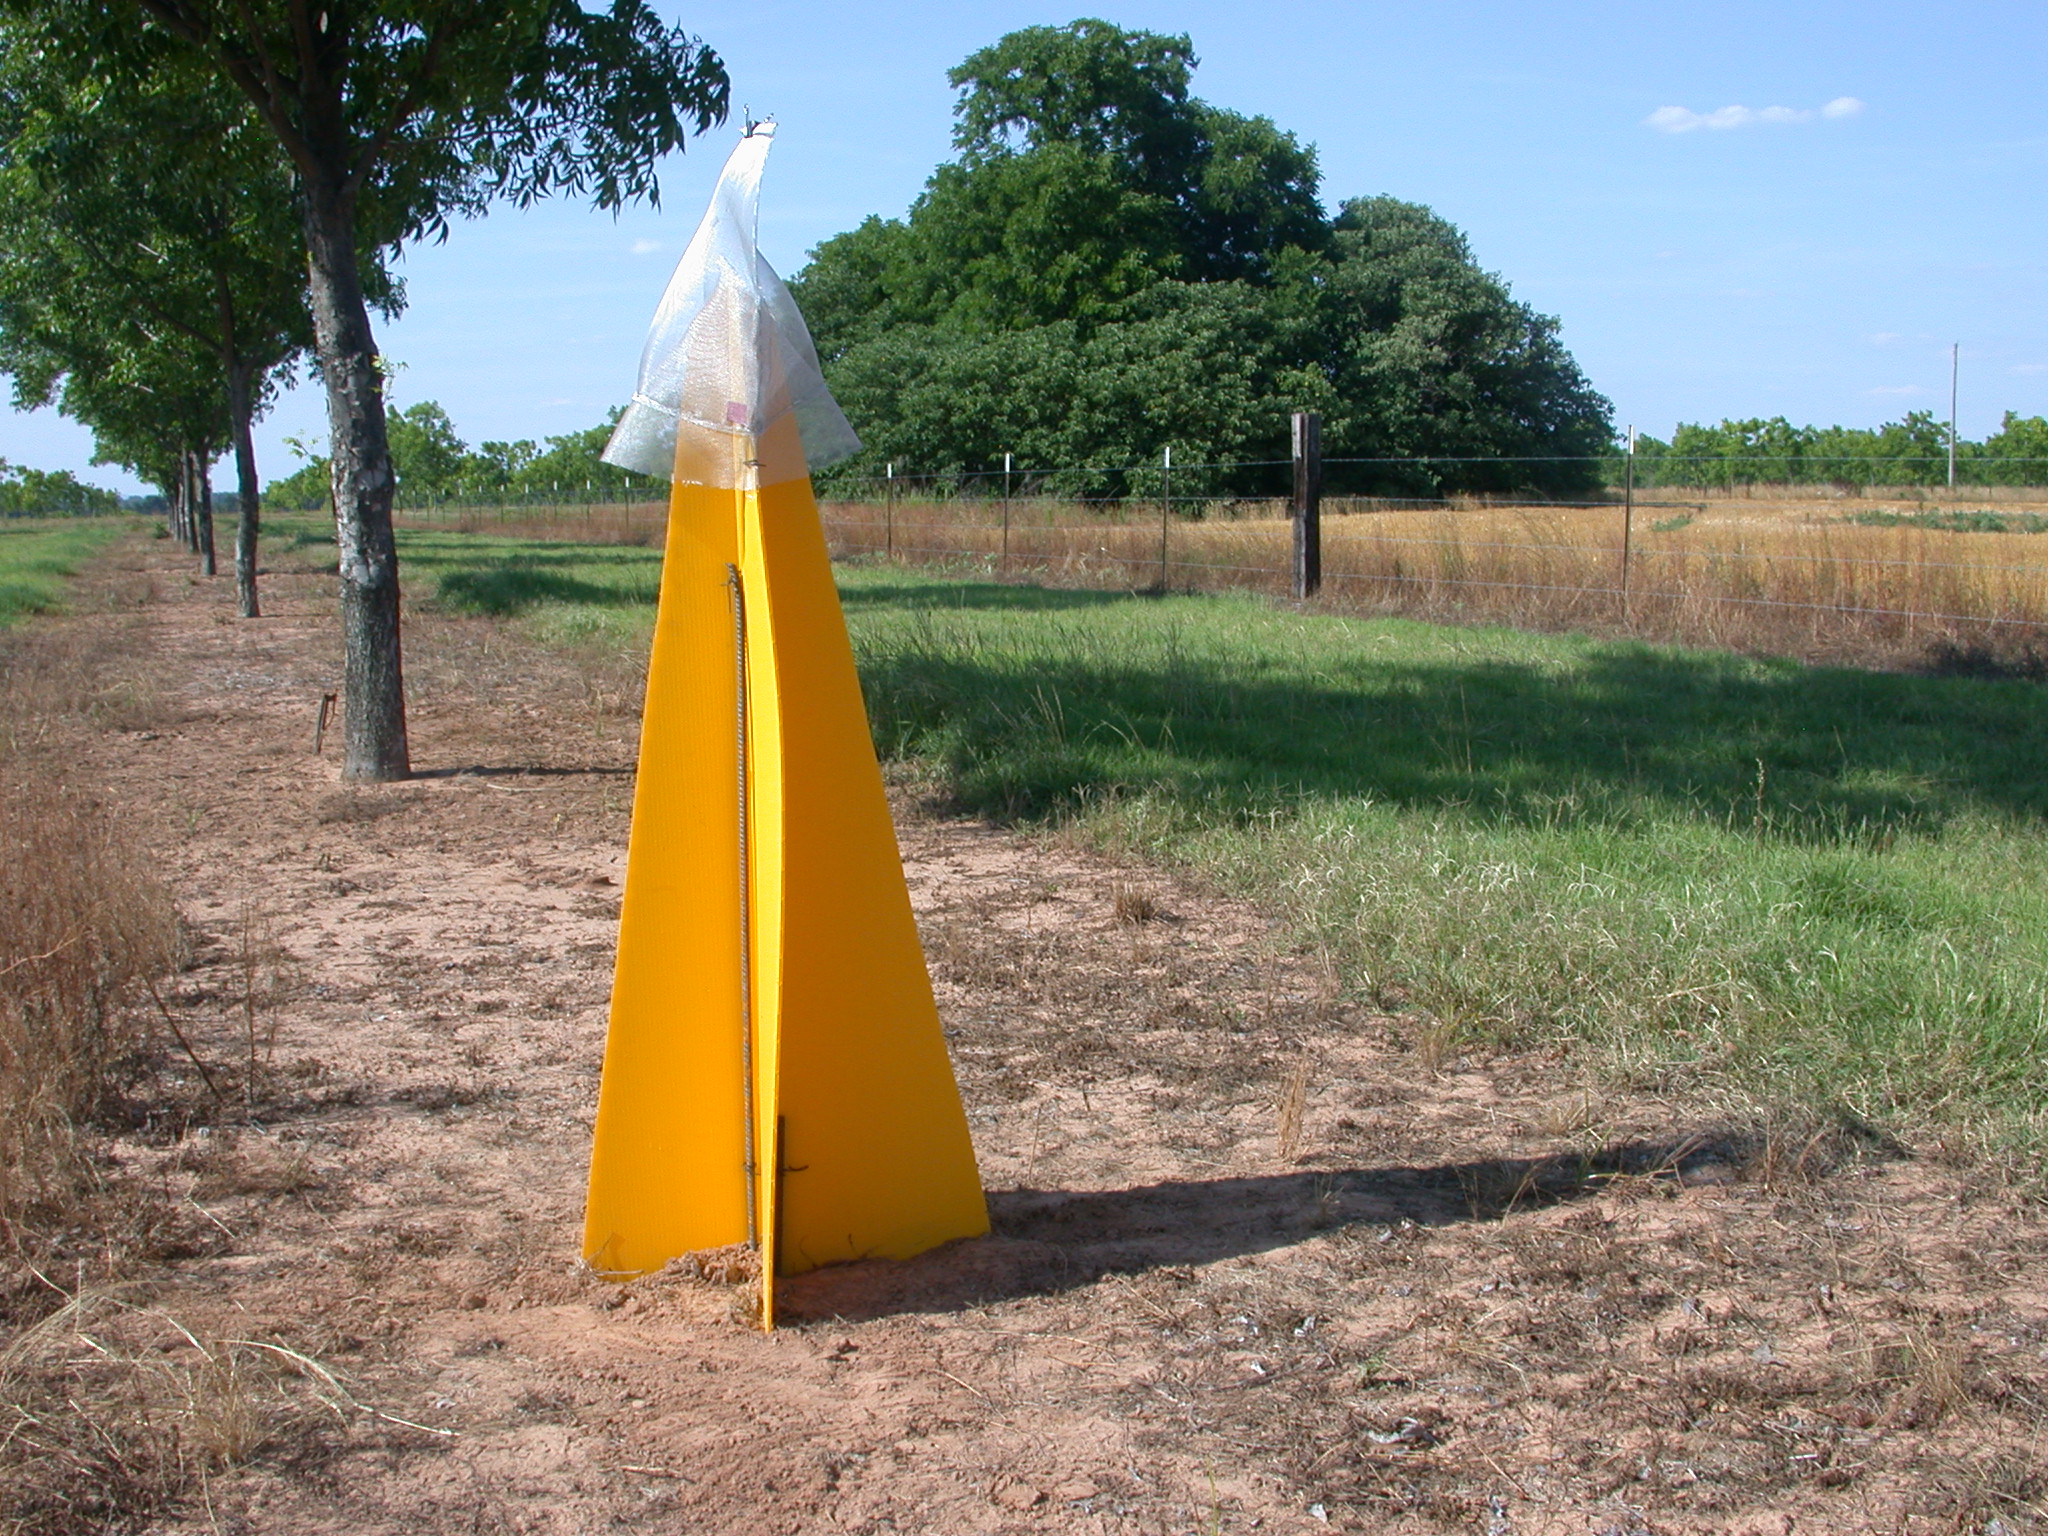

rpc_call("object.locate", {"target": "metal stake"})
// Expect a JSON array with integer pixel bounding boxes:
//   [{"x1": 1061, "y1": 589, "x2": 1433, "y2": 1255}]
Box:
[{"x1": 727, "y1": 564, "x2": 758, "y2": 1248}]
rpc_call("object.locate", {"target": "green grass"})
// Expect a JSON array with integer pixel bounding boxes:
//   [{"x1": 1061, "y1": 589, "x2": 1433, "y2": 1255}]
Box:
[
  {"x1": 371, "y1": 520, "x2": 2048, "y2": 1159},
  {"x1": 1849, "y1": 508, "x2": 2048, "y2": 535},
  {"x1": 0, "y1": 518, "x2": 130, "y2": 626}
]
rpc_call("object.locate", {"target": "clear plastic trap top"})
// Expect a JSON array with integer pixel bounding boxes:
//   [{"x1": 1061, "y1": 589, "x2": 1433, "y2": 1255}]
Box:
[{"x1": 602, "y1": 123, "x2": 861, "y2": 488}]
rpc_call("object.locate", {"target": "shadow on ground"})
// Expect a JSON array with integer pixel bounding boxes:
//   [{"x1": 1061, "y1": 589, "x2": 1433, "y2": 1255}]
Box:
[
  {"x1": 838, "y1": 579, "x2": 1140, "y2": 615},
  {"x1": 410, "y1": 764, "x2": 634, "y2": 780},
  {"x1": 855, "y1": 600, "x2": 2048, "y2": 835},
  {"x1": 777, "y1": 1133, "x2": 1761, "y2": 1324}
]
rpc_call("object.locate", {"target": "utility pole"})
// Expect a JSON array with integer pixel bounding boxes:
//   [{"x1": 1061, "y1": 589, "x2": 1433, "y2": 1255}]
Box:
[{"x1": 1948, "y1": 342, "x2": 1960, "y2": 491}]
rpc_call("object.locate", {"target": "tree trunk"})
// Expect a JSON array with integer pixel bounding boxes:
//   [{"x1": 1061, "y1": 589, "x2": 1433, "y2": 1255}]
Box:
[
  {"x1": 226, "y1": 358, "x2": 262, "y2": 618},
  {"x1": 302, "y1": 178, "x2": 408, "y2": 781},
  {"x1": 179, "y1": 450, "x2": 197, "y2": 551},
  {"x1": 197, "y1": 455, "x2": 217, "y2": 577}
]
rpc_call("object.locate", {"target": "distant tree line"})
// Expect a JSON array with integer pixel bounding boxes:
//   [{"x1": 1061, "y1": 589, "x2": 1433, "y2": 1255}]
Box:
[
  {"x1": 1616, "y1": 412, "x2": 2048, "y2": 490},
  {"x1": 264, "y1": 403, "x2": 658, "y2": 509},
  {"x1": 0, "y1": 457, "x2": 122, "y2": 514}
]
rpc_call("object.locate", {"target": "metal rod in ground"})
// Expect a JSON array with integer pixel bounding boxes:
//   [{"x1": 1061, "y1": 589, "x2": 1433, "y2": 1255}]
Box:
[
  {"x1": 727, "y1": 563, "x2": 758, "y2": 1251},
  {"x1": 1001, "y1": 452, "x2": 1012, "y2": 572},
  {"x1": 1292, "y1": 413, "x2": 1322, "y2": 599},
  {"x1": 1158, "y1": 444, "x2": 1172, "y2": 590},
  {"x1": 885, "y1": 461, "x2": 894, "y2": 560}
]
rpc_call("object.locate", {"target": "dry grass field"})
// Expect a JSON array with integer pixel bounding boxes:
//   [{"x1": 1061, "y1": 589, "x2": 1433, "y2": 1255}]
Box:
[{"x1": 400, "y1": 486, "x2": 2048, "y2": 674}]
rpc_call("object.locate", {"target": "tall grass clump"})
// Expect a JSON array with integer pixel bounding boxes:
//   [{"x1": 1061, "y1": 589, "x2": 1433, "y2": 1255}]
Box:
[
  {"x1": 0, "y1": 615, "x2": 183, "y2": 1321},
  {"x1": 0, "y1": 776, "x2": 181, "y2": 1261}
]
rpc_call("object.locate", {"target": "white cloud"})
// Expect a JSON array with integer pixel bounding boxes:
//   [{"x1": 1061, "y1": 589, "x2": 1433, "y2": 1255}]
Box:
[
  {"x1": 1646, "y1": 98, "x2": 1865, "y2": 133},
  {"x1": 1868, "y1": 331, "x2": 1903, "y2": 345},
  {"x1": 2011, "y1": 363, "x2": 2048, "y2": 375},
  {"x1": 630, "y1": 238, "x2": 661, "y2": 255},
  {"x1": 1867, "y1": 385, "x2": 1929, "y2": 397}
]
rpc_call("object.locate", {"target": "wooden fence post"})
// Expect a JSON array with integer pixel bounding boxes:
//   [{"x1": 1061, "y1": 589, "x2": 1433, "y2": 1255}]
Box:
[{"x1": 1292, "y1": 412, "x2": 1322, "y2": 599}]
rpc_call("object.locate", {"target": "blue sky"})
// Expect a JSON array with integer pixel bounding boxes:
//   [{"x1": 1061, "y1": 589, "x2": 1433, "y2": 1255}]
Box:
[{"x1": 7, "y1": 0, "x2": 2045, "y2": 491}]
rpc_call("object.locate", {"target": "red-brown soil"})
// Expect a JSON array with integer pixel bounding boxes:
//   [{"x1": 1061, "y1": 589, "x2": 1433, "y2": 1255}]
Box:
[{"x1": 24, "y1": 539, "x2": 2048, "y2": 1533}]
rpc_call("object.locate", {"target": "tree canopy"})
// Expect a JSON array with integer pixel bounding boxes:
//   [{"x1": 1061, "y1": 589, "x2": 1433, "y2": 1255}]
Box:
[
  {"x1": 0, "y1": 0, "x2": 730, "y2": 777},
  {"x1": 0, "y1": 30, "x2": 380, "y2": 608},
  {"x1": 793, "y1": 20, "x2": 1612, "y2": 498}
]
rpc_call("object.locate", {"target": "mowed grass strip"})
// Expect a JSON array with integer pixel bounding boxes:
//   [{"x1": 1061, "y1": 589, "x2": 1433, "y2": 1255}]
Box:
[
  {"x1": 0, "y1": 518, "x2": 132, "y2": 626},
  {"x1": 380, "y1": 518, "x2": 2048, "y2": 1162}
]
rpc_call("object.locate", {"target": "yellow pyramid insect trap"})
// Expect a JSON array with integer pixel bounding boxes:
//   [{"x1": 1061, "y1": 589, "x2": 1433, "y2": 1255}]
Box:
[{"x1": 583, "y1": 125, "x2": 988, "y2": 1326}]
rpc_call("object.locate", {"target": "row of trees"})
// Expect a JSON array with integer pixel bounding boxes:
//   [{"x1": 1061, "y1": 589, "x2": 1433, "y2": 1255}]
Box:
[
  {"x1": 0, "y1": 457, "x2": 122, "y2": 514},
  {"x1": 263, "y1": 397, "x2": 2048, "y2": 508},
  {"x1": 1617, "y1": 412, "x2": 2048, "y2": 490},
  {"x1": 264, "y1": 403, "x2": 656, "y2": 509},
  {"x1": 0, "y1": 0, "x2": 730, "y2": 778},
  {"x1": 794, "y1": 21, "x2": 1616, "y2": 501}
]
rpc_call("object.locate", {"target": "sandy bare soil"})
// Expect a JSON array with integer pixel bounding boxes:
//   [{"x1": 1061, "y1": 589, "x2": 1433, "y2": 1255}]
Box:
[{"x1": 34, "y1": 539, "x2": 2048, "y2": 1534}]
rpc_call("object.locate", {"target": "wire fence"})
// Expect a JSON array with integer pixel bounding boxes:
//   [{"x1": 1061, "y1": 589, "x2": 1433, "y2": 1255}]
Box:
[{"x1": 392, "y1": 454, "x2": 2048, "y2": 675}]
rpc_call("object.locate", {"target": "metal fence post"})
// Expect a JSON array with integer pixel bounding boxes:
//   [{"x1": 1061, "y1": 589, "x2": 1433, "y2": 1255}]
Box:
[
  {"x1": 1000, "y1": 451, "x2": 1012, "y2": 572},
  {"x1": 1620, "y1": 426, "x2": 1635, "y2": 615},
  {"x1": 1292, "y1": 412, "x2": 1322, "y2": 599},
  {"x1": 1158, "y1": 444, "x2": 1172, "y2": 590},
  {"x1": 885, "y1": 460, "x2": 895, "y2": 560}
]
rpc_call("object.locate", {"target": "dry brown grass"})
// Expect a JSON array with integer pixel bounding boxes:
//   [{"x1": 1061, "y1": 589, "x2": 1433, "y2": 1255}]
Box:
[
  {"x1": 0, "y1": 613, "x2": 185, "y2": 1326},
  {"x1": 794, "y1": 495, "x2": 2048, "y2": 671},
  {"x1": 810, "y1": 492, "x2": 2048, "y2": 672},
  {"x1": 0, "y1": 566, "x2": 259, "y2": 1532},
  {"x1": 389, "y1": 485, "x2": 2048, "y2": 671},
  {"x1": 0, "y1": 1291, "x2": 409, "y2": 1535},
  {"x1": 0, "y1": 774, "x2": 181, "y2": 1256},
  {"x1": 396, "y1": 499, "x2": 669, "y2": 546}
]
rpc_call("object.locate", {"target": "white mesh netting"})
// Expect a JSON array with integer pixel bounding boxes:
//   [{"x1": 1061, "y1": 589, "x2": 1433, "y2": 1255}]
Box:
[{"x1": 602, "y1": 124, "x2": 861, "y2": 487}]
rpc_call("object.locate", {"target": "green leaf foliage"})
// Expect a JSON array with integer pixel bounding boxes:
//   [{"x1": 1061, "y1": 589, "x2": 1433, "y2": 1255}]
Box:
[
  {"x1": 794, "y1": 20, "x2": 1611, "y2": 498},
  {"x1": 265, "y1": 404, "x2": 660, "y2": 509},
  {"x1": 1616, "y1": 411, "x2": 2048, "y2": 490},
  {"x1": 0, "y1": 457, "x2": 121, "y2": 513}
]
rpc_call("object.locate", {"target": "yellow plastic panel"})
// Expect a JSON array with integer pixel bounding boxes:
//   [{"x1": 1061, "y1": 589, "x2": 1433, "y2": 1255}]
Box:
[
  {"x1": 583, "y1": 418, "x2": 986, "y2": 1318},
  {"x1": 747, "y1": 472, "x2": 990, "y2": 1277},
  {"x1": 582, "y1": 466, "x2": 751, "y2": 1276}
]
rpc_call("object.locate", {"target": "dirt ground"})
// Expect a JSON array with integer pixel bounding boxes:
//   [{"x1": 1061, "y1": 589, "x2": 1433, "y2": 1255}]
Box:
[{"x1": 26, "y1": 537, "x2": 2048, "y2": 1534}]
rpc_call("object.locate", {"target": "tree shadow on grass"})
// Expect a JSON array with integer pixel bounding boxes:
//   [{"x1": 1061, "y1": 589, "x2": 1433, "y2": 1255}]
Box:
[
  {"x1": 410, "y1": 764, "x2": 633, "y2": 780},
  {"x1": 838, "y1": 579, "x2": 1146, "y2": 615},
  {"x1": 856, "y1": 622, "x2": 2048, "y2": 838},
  {"x1": 776, "y1": 1133, "x2": 1765, "y2": 1323},
  {"x1": 430, "y1": 564, "x2": 659, "y2": 616}
]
